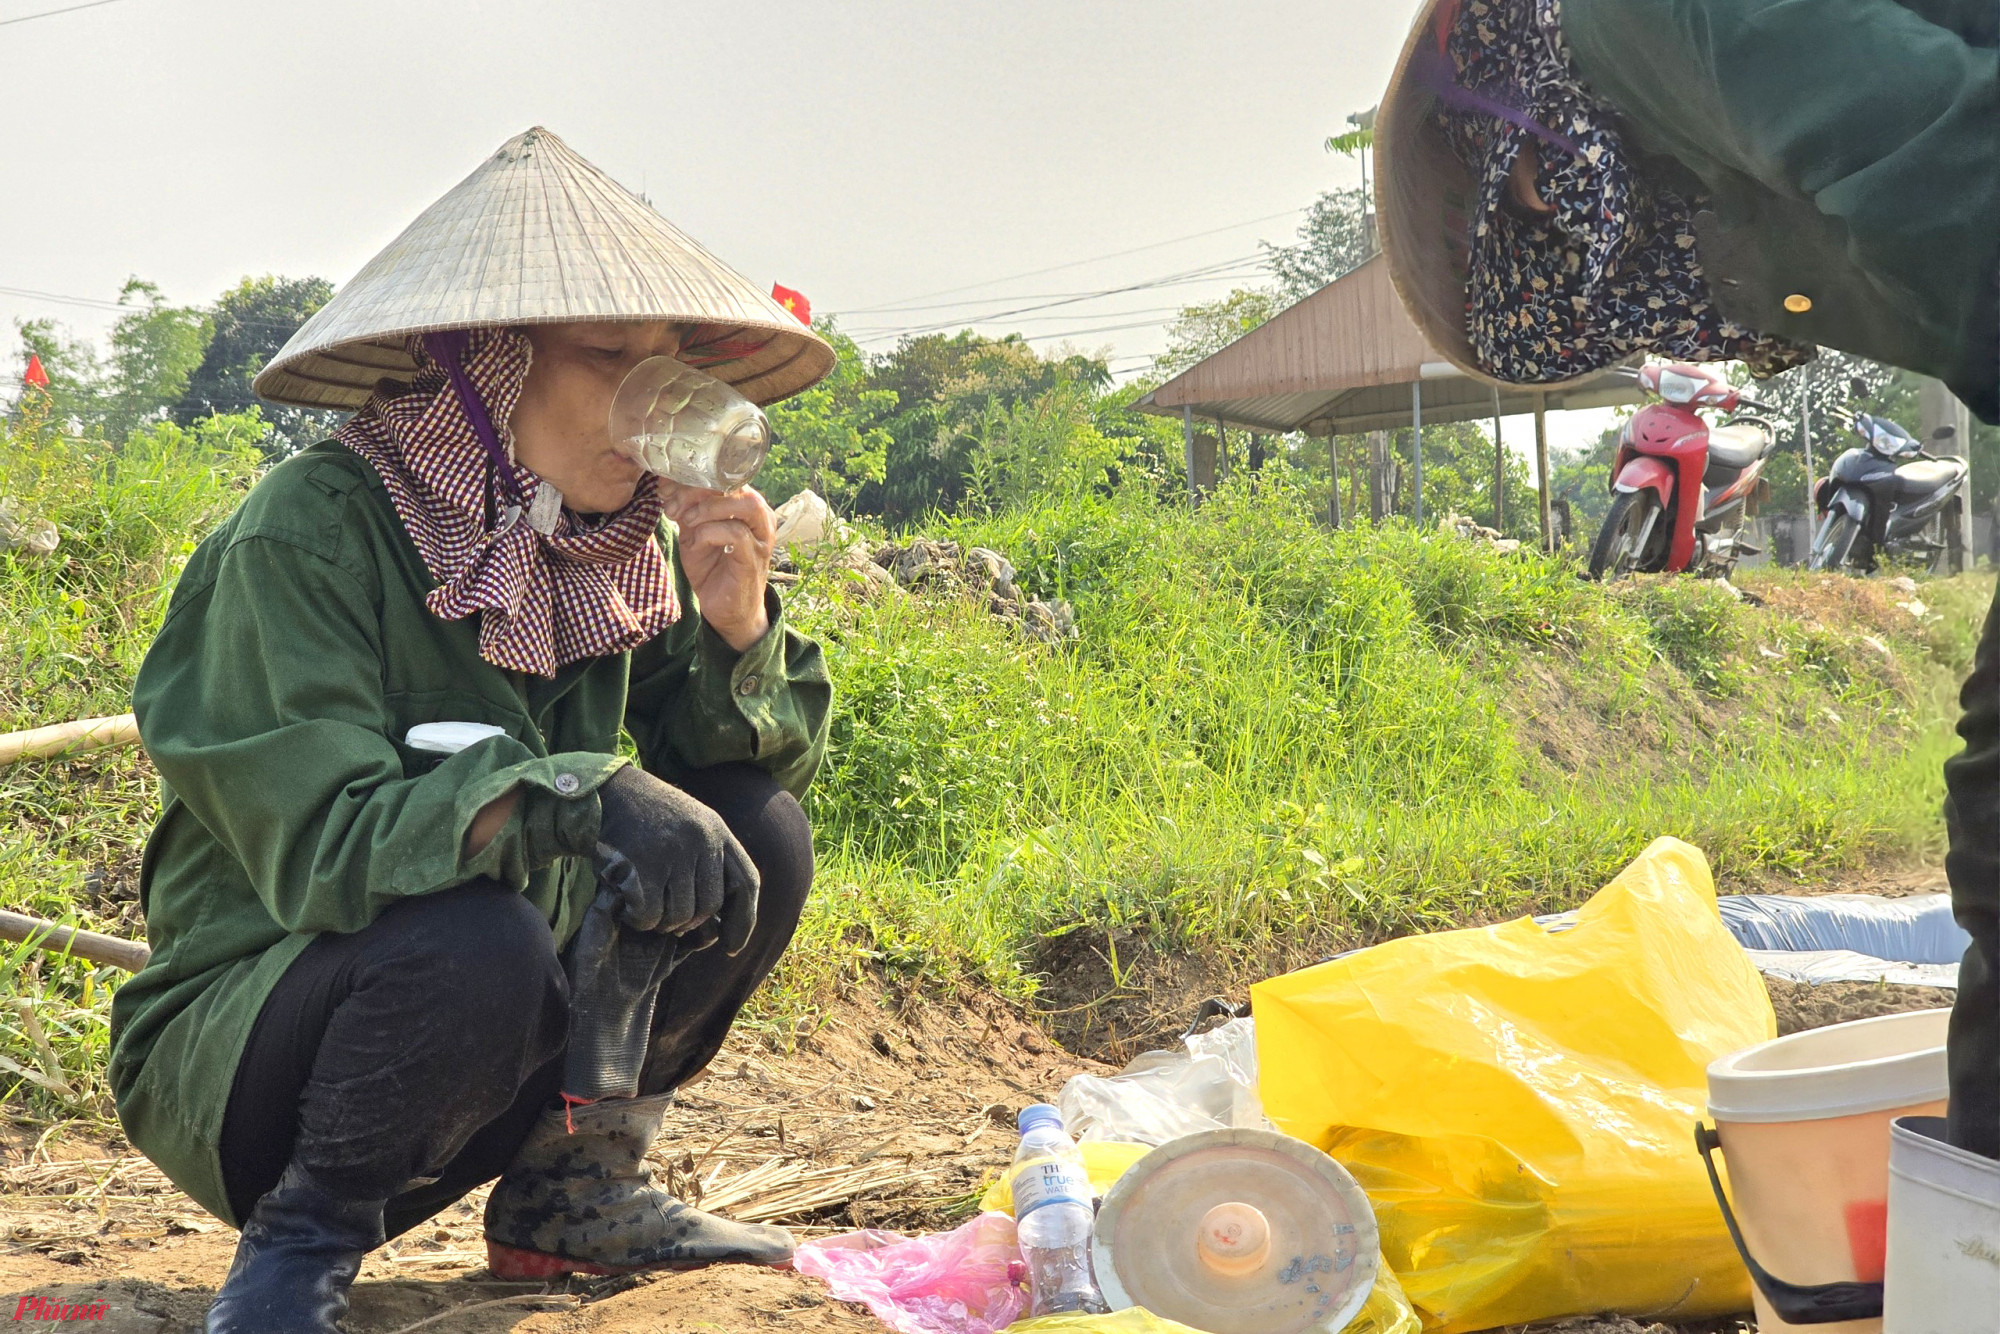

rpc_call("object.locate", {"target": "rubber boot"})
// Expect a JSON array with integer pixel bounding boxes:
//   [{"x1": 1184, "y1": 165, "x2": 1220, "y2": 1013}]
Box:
[
  {"x1": 206, "y1": 1163, "x2": 386, "y2": 1334},
  {"x1": 483, "y1": 1093, "x2": 794, "y2": 1278}
]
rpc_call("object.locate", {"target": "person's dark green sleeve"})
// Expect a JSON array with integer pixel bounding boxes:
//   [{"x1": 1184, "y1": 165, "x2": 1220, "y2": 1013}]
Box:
[
  {"x1": 1560, "y1": 0, "x2": 1999, "y2": 414},
  {"x1": 623, "y1": 559, "x2": 832, "y2": 799},
  {"x1": 133, "y1": 532, "x2": 623, "y2": 936}
]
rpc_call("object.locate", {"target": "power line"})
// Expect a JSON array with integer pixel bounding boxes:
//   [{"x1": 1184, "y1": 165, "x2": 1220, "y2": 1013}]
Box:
[
  {"x1": 0, "y1": 0, "x2": 137, "y2": 28},
  {"x1": 851, "y1": 254, "x2": 1268, "y2": 346},
  {"x1": 838, "y1": 207, "x2": 1305, "y2": 314}
]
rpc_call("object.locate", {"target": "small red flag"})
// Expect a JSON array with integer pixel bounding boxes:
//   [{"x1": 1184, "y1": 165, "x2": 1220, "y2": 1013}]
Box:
[
  {"x1": 22, "y1": 353, "x2": 50, "y2": 389},
  {"x1": 771, "y1": 284, "x2": 811, "y2": 326}
]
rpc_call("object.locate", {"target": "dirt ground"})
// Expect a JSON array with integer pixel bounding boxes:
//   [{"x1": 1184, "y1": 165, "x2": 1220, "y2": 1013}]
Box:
[
  {"x1": 0, "y1": 984, "x2": 1097, "y2": 1333},
  {"x1": 0, "y1": 867, "x2": 1959, "y2": 1334}
]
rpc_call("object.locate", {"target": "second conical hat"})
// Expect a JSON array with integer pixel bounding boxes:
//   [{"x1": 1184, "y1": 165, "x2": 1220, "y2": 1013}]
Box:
[{"x1": 255, "y1": 127, "x2": 835, "y2": 410}]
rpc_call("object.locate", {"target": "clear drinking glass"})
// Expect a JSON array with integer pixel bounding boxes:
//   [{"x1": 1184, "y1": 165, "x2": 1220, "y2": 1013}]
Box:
[{"x1": 608, "y1": 356, "x2": 771, "y2": 492}]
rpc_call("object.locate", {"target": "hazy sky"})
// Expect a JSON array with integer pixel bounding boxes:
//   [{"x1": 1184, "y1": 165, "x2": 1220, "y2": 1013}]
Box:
[{"x1": 0, "y1": 0, "x2": 1608, "y2": 458}]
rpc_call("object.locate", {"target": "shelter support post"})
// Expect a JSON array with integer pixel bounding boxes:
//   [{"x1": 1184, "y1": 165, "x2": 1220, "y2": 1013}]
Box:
[
  {"x1": 1216, "y1": 416, "x2": 1229, "y2": 481},
  {"x1": 1327, "y1": 433, "x2": 1342, "y2": 529},
  {"x1": 1534, "y1": 395, "x2": 1552, "y2": 553},
  {"x1": 1491, "y1": 387, "x2": 1505, "y2": 530},
  {"x1": 1369, "y1": 431, "x2": 1388, "y2": 521},
  {"x1": 1182, "y1": 405, "x2": 1196, "y2": 505},
  {"x1": 1411, "y1": 381, "x2": 1424, "y2": 526}
]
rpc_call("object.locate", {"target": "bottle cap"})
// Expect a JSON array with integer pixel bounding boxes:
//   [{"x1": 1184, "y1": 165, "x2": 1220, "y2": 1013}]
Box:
[{"x1": 1017, "y1": 1103, "x2": 1064, "y2": 1133}]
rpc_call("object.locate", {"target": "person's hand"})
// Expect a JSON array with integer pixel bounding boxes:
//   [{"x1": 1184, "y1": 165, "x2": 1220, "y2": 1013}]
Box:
[
  {"x1": 657, "y1": 479, "x2": 775, "y2": 652},
  {"x1": 595, "y1": 765, "x2": 760, "y2": 954}
]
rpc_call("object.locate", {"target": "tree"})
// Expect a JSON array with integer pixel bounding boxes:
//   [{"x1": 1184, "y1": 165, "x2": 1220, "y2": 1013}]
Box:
[
  {"x1": 1734, "y1": 351, "x2": 1892, "y2": 511},
  {"x1": 176, "y1": 274, "x2": 341, "y2": 455},
  {"x1": 762, "y1": 323, "x2": 897, "y2": 509},
  {"x1": 1260, "y1": 188, "x2": 1372, "y2": 302},
  {"x1": 103, "y1": 280, "x2": 211, "y2": 439},
  {"x1": 11, "y1": 279, "x2": 210, "y2": 439},
  {"x1": 862, "y1": 332, "x2": 1111, "y2": 520},
  {"x1": 11, "y1": 318, "x2": 105, "y2": 430},
  {"x1": 1156, "y1": 288, "x2": 1280, "y2": 376}
]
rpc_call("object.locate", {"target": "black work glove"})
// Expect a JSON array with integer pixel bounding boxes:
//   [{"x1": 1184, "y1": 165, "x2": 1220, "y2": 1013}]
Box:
[{"x1": 595, "y1": 764, "x2": 760, "y2": 955}]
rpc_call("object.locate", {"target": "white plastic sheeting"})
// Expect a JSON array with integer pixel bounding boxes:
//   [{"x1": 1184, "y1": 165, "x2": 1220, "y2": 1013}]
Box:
[
  {"x1": 1745, "y1": 949, "x2": 1960, "y2": 989},
  {"x1": 1718, "y1": 894, "x2": 1968, "y2": 963}
]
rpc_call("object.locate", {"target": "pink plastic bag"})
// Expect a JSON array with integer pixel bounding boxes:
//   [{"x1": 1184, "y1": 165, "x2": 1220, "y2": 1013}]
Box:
[{"x1": 794, "y1": 1211, "x2": 1028, "y2": 1334}]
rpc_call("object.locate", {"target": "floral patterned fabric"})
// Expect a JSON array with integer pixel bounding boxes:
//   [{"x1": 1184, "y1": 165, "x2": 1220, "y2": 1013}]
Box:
[{"x1": 1435, "y1": 0, "x2": 1813, "y2": 382}]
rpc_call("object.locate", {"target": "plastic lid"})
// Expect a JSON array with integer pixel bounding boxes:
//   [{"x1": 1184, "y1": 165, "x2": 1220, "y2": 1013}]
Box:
[
  {"x1": 1093, "y1": 1129, "x2": 1379, "y2": 1334},
  {"x1": 1707, "y1": 1008, "x2": 1951, "y2": 1123},
  {"x1": 404, "y1": 721, "x2": 509, "y2": 755},
  {"x1": 1018, "y1": 1103, "x2": 1064, "y2": 1133}
]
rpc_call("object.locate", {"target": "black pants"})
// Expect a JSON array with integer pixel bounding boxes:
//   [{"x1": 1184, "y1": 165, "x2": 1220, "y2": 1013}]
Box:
[
  {"x1": 218, "y1": 763, "x2": 813, "y2": 1236},
  {"x1": 1946, "y1": 580, "x2": 2000, "y2": 1158}
]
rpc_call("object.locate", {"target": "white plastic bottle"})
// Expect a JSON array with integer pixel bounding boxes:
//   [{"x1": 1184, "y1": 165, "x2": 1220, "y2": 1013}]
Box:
[{"x1": 1010, "y1": 1104, "x2": 1109, "y2": 1316}]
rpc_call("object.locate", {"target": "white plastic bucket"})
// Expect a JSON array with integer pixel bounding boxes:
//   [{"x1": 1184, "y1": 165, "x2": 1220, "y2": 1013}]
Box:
[
  {"x1": 1704, "y1": 1009, "x2": 1951, "y2": 1334},
  {"x1": 1883, "y1": 1115, "x2": 2000, "y2": 1334}
]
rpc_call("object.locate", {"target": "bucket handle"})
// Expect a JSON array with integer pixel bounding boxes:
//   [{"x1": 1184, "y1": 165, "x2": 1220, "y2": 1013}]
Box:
[{"x1": 1694, "y1": 1124, "x2": 1883, "y2": 1326}]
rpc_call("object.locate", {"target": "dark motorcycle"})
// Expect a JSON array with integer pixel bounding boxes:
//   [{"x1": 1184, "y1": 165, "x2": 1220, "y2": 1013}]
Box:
[{"x1": 1809, "y1": 380, "x2": 1966, "y2": 574}]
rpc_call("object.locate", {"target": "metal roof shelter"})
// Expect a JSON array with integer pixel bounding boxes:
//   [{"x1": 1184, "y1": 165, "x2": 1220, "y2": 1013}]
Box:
[{"x1": 1130, "y1": 254, "x2": 1645, "y2": 544}]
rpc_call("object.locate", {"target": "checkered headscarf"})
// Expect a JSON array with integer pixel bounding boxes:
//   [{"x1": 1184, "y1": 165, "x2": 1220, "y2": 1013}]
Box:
[{"x1": 335, "y1": 328, "x2": 679, "y2": 677}]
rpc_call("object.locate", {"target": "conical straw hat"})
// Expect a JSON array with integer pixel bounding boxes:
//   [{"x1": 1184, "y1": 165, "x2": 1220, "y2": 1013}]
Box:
[
  {"x1": 255, "y1": 127, "x2": 835, "y2": 410},
  {"x1": 1375, "y1": 0, "x2": 1594, "y2": 388}
]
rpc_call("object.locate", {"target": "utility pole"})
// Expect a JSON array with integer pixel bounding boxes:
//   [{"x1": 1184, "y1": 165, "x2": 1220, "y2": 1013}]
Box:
[
  {"x1": 1921, "y1": 378, "x2": 1975, "y2": 571},
  {"x1": 1534, "y1": 396, "x2": 1553, "y2": 552}
]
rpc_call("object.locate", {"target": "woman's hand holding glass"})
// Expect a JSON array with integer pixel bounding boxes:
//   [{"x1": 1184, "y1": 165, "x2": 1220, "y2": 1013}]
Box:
[{"x1": 658, "y1": 480, "x2": 776, "y2": 653}]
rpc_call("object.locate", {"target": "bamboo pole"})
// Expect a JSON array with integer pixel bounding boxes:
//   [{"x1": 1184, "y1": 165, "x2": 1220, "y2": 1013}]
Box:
[
  {"x1": 0, "y1": 910, "x2": 150, "y2": 972},
  {"x1": 0, "y1": 714, "x2": 139, "y2": 768}
]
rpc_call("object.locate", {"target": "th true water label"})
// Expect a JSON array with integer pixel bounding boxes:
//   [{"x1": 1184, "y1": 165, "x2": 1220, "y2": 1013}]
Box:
[{"x1": 1013, "y1": 1160, "x2": 1091, "y2": 1219}]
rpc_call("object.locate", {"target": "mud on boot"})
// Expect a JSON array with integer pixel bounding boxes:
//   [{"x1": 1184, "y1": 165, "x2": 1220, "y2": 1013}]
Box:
[
  {"x1": 206, "y1": 1163, "x2": 386, "y2": 1334},
  {"x1": 483, "y1": 1093, "x2": 794, "y2": 1278}
]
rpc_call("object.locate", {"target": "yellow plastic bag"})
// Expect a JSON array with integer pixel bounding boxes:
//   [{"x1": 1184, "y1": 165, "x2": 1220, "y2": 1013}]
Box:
[
  {"x1": 998, "y1": 1262, "x2": 1421, "y2": 1334},
  {"x1": 986, "y1": 1145, "x2": 1422, "y2": 1334},
  {"x1": 1252, "y1": 837, "x2": 1772, "y2": 1332}
]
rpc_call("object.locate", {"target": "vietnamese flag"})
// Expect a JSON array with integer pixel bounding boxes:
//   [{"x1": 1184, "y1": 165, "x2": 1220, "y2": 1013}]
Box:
[
  {"x1": 771, "y1": 284, "x2": 811, "y2": 326},
  {"x1": 22, "y1": 353, "x2": 50, "y2": 389}
]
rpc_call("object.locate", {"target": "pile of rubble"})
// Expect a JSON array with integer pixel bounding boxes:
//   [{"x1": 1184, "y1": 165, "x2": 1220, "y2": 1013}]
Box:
[
  {"x1": 769, "y1": 490, "x2": 1077, "y2": 643},
  {"x1": 0, "y1": 500, "x2": 59, "y2": 557},
  {"x1": 1437, "y1": 511, "x2": 1522, "y2": 554}
]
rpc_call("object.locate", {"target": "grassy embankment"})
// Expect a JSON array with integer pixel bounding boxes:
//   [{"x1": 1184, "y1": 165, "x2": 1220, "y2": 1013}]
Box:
[{"x1": 1, "y1": 418, "x2": 1991, "y2": 1125}]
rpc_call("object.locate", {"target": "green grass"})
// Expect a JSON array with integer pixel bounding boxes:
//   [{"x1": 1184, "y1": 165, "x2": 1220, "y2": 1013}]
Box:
[{"x1": 0, "y1": 423, "x2": 1988, "y2": 1119}]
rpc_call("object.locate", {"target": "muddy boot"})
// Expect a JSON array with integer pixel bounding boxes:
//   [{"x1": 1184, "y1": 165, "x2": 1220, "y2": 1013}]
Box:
[
  {"x1": 207, "y1": 1163, "x2": 386, "y2": 1334},
  {"x1": 483, "y1": 1093, "x2": 794, "y2": 1279}
]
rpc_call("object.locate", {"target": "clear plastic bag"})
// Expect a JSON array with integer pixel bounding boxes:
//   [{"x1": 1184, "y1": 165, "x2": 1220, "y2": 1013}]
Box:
[
  {"x1": 794, "y1": 1211, "x2": 1027, "y2": 1334},
  {"x1": 1056, "y1": 1017, "x2": 1266, "y2": 1146}
]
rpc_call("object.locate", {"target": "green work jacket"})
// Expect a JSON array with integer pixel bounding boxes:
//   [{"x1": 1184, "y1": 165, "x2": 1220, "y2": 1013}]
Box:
[
  {"x1": 107, "y1": 442, "x2": 832, "y2": 1223},
  {"x1": 1561, "y1": 0, "x2": 1999, "y2": 421}
]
